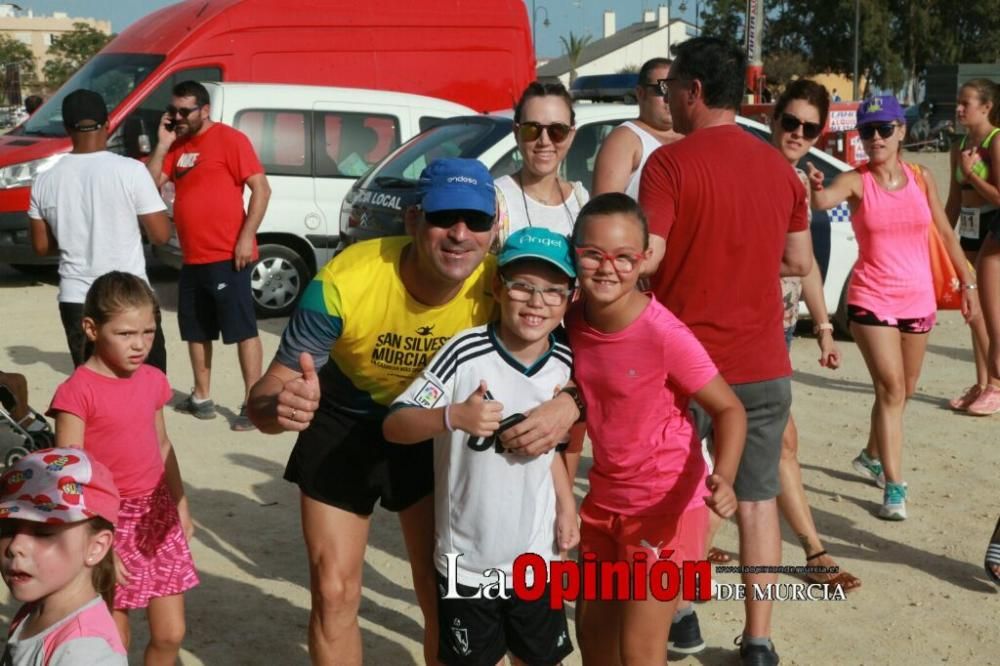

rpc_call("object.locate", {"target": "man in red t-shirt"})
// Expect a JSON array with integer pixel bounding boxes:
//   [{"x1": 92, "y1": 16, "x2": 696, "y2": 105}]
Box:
[
  {"x1": 638, "y1": 38, "x2": 813, "y2": 666},
  {"x1": 148, "y1": 80, "x2": 272, "y2": 431}
]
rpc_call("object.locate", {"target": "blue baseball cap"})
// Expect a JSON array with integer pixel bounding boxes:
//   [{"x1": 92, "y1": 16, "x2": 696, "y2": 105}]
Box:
[
  {"x1": 418, "y1": 158, "x2": 496, "y2": 216},
  {"x1": 856, "y1": 95, "x2": 905, "y2": 126},
  {"x1": 499, "y1": 227, "x2": 576, "y2": 279}
]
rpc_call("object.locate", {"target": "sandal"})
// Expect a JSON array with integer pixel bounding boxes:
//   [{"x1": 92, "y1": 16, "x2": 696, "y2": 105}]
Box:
[
  {"x1": 986, "y1": 516, "x2": 1000, "y2": 587},
  {"x1": 804, "y1": 550, "x2": 862, "y2": 592},
  {"x1": 706, "y1": 547, "x2": 733, "y2": 564}
]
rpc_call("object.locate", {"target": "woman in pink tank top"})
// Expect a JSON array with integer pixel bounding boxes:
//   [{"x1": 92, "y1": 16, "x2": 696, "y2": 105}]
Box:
[{"x1": 808, "y1": 95, "x2": 978, "y2": 522}]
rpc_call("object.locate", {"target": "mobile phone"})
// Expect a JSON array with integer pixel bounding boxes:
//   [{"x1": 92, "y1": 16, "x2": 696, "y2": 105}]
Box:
[
  {"x1": 493, "y1": 413, "x2": 526, "y2": 453},
  {"x1": 165, "y1": 120, "x2": 176, "y2": 132}
]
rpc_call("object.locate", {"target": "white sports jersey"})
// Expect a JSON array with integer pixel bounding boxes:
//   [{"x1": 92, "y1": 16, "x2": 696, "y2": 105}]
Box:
[{"x1": 392, "y1": 323, "x2": 573, "y2": 587}]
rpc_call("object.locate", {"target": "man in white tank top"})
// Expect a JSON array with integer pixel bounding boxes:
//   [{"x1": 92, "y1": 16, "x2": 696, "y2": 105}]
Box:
[{"x1": 592, "y1": 58, "x2": 683, "y2": 197}]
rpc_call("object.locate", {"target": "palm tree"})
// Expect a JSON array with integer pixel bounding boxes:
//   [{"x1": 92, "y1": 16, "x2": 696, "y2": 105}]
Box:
[{"x1": 560, "y1": 32, "x2": 592, "y2": 85}]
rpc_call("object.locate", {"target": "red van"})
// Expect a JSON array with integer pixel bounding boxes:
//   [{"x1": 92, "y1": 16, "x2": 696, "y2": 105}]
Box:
[{"x1": 0, "y1": 0, "x2": 534, "y2": 269}]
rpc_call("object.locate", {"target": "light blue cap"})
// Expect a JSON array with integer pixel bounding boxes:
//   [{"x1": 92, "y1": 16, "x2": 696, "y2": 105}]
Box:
[{"x1": 498, "y1": 227, "x2": 576, "y2": 279}]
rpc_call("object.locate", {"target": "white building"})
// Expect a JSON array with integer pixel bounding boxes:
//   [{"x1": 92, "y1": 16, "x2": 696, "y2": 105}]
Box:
[{"x1": 538, "y1": 6, "x2": 696, "y2": 86}]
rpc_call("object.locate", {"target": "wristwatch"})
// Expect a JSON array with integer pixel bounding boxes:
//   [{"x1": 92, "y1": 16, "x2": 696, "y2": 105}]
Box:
[
  {"x1": 813, "y1": 322, "x2": 834, "y2": 335},
  {"x1": 558, "y1": 386, "x2": 586, "y2": 422}
]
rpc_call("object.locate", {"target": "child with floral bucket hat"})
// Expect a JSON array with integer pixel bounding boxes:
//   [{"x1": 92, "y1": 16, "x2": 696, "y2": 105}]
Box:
[{"x1": 0, "y1": 447, "x2": 127, "y2": 664}]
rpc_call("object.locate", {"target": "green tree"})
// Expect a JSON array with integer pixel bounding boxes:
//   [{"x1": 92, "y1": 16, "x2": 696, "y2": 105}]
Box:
[
  {"x1": 699, "y1": 0, "x2": 746, "y2": 44},
  {"x1": 559, "y1": 32, "x2": 592, "y2": 85},
  {"x1": 0, "y1": 34, "x2": 38, "y2": 102},
  {"x1": 43, "y1": 22, "x2": 113, "y2": 90},
  {"x1": 764, "y1": 50, "x2": 808, "y2": 89}
]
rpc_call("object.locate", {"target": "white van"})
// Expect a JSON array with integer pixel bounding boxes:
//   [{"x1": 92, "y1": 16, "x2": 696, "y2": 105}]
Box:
[{"x1": 155, "y1": 82, "x2": 473, "y2": 316}]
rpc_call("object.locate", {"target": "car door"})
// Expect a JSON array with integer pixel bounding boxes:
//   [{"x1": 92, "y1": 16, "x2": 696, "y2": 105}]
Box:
[{"x1": 312, "y1": 103, "x2": 403, "y2": 265}]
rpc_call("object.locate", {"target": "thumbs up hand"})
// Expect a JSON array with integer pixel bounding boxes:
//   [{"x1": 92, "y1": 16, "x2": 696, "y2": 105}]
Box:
[
  {"x1": 276, "y1": 352, "x2": 322, "y2": 431},
  {"x1": 451, "y1": 380, "x2": 503, "y2": 437}
]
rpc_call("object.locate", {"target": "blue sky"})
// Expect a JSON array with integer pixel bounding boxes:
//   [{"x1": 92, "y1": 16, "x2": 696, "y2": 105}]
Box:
[{"x1": 14, "y1": 0, "x2": 702, "y2": 59}]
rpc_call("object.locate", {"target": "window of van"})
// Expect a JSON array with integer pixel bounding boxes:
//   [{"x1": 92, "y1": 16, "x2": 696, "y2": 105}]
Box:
[
  {"x1": 235, "y1": 109, "x2": 311, "y2": 177},
  {"x1": 314, "y1": 112, "x2": 400, "y2": 178},
  {"x1": 20, "y1": 53, "x2": 166, "y2": 138},
  {"x1": 364, "y1": 118, "x2": 507, "y2": 185}
]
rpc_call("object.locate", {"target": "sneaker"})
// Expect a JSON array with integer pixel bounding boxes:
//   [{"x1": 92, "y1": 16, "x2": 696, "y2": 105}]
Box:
[
  {"x1": 967, "y1": 384, "x2": 1000, "y2": 416},
  {"x1": 668, "y1": 611, "x2": 705, "y2": 655},
  {"x1": 948, "y1": 384, "x2": 984, "y2": 411},
  {"x1": 877, "y1": 482, "x2": 908, "y2": 521},
  {"x1": 851, "y1": 450, "x2": 885, "y2": 489},
  {"x1": 174, "y1": 393, "x2": 217, "y2": 420},
  {"x1": 231, "y1": 404, "x2": 257, "y2": 432},
  {"x1": 735, "y1": 636, "x2": 780, "y2": 666}
]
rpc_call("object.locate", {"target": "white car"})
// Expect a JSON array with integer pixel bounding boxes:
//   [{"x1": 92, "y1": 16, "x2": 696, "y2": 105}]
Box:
[
  {"x1": 340, "y1": 104, "x2": 858, "y2": 329},
  {"x1": 154, "y1": 83, "x2": 474, "y2": 317}
]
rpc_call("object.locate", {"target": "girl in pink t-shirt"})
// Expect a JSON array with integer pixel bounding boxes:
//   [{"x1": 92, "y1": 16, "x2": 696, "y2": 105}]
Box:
[
  {"x1": 48, "y1": 271, "x2": 198, "y2": 664},
  {"x1": 567, "y1": 193, "x2": 747, "y2": 665}
]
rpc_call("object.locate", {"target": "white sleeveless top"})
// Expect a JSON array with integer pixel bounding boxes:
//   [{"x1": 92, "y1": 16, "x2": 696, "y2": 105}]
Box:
[
  {"x1": 494, "y1": 174, "x2": 589, "y2": 246},
  {"x1": 621, "y1": 120, "x2": 667, "y2": 199}
]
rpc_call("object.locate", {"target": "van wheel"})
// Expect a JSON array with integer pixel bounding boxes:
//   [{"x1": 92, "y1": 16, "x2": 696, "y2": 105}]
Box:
[{"x1": 250, "y1": 244, "x2": 309, "y2": 319}]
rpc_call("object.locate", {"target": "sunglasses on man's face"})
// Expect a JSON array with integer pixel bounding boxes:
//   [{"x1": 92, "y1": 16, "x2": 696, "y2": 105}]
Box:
[
  {"x1": 640, "y1": 82, "x2": 666, "y2": 98},
  {"x1": 858, "y1": 123, "x2": 899, "y2": 141},
  {"x1": 424, "y1": 209, "x2": 495, "y2": 233},
  {"x1": 165, "y1": 104, "x2": 202, "y2": 118},
  {"x1": 515, "y1": 121, "x2": 573, "y2": 144},
  {"x1": 656, "y1": 77, "x2": 682, "y2": 99},
  {"x1": 778, "y1": 113, "x2": 823, "y2": 140}
]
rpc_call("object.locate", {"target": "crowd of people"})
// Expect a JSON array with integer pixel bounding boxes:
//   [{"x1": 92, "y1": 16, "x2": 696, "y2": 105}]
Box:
[{"x1": 0, "y1": 34, "x2": 998, "y2": 666}]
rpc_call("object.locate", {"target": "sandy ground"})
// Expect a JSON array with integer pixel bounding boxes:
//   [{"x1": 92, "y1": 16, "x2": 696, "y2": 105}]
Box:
[{"x1": 1, "y1": 152, "x2": 997, "y2": 665}]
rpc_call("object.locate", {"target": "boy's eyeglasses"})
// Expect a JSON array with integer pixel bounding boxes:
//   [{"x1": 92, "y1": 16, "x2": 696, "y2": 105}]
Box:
[
  {"x1": 501, "y1": 278, "x2": 572, "y2": 306},
  {"x1": 779, "y1": 113, "x2": 823, "y2": 140},
  {"x1": 424, "y1": 210, "x2": 495, "y2": 233},
  {"x1": 575, "y1": 247, "x2": 644, "y2": 274},
  {"x1": 165, "y1": 104, "x2": 202, "y2": 118},
  {"x1": 858, "y1": 123, "x2": 899, "y2": 140},
  {"x1": 515, "y1": 121, "x2": 573, "y2": 144}
]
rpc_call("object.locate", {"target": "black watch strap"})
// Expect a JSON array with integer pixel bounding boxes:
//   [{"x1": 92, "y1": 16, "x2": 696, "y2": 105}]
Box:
[{"x1": 559, "y1": 386, "x2": 586, "y2": 422}]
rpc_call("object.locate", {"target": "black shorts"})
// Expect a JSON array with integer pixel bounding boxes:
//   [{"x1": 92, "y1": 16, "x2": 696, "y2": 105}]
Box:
[
  {"x1": 959, "y1": 208, "x2": 1000, "y2": 253},
  {"x1": 283, "y1": 407, "x2": 433, "y2": 515},
  {"x1": 436, "y1": 574, "x2": 573, "y2": 666},
  {"x1": 178, "y1": 260, "x2": 258, "y2": 344},
  {"x1": 847, "y1": 305, "x2": 935, "y2": 334},
  {"x1": 58, "y1": 301, "x2": 167, "y2": 373}
]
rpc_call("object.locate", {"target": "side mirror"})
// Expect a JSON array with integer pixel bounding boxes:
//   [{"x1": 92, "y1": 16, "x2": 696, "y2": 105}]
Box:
[{"x1": 123, "y1": 115, "x2": 151, "y2": 157}]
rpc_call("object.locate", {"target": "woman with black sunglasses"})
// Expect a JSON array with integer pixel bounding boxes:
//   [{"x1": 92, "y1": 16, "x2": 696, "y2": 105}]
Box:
[
  {"x1": 808, "y1": 95, "x2": 978, "y2": 521},
  {"x1": 495, "y1": 82, "x2": 589, "y2": 246},
  {"x1": 764, "y1": 79, "x2": 860, "y2": 590}
]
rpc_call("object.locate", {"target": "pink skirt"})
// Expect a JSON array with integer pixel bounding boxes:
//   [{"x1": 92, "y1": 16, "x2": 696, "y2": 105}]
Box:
[{"x1": 113, "y1": 478, "x2": 199, "y2": 609}]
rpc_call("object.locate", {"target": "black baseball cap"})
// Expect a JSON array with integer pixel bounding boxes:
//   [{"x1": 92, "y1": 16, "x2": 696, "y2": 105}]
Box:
[{"x1": 62, "y1": 89, "x2": 108, "y2": 131}]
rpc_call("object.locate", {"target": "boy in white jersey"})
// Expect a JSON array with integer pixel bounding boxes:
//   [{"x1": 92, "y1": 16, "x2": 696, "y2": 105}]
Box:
[{"x1": 384, "y1": 227, "x2": 579, "y2": 665}]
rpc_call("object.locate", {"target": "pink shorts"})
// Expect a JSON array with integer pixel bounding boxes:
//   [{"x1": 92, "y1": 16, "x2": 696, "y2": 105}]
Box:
[
  {"x1": 579, "y1": 497, "x2": 708, "y2": 565},
  {"x1": 113, "y1": 479, "x2": 199, "y2": 609}
]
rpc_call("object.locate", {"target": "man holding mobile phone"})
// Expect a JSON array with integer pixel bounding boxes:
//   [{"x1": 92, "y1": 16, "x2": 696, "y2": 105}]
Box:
[{"x1": 147, "y1": 80, "x2": 271, "y2": 431}]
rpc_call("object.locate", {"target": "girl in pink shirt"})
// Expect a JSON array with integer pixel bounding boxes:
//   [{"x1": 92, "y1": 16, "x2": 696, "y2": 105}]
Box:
[
  {"x1": 809, "y1": 95, "x2": 978, "y2": 521},
  {"x1": 567, "y1": 193, "x2": 746, "y2": 666},
  {"x1": 48, "y1": 271, "x2": 198, "y2": 665}
]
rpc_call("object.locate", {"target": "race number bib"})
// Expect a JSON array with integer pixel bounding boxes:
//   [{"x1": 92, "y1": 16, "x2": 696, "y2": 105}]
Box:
[{"x1": 959, "y1": 207, "x2": 981, "y2": 239}]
